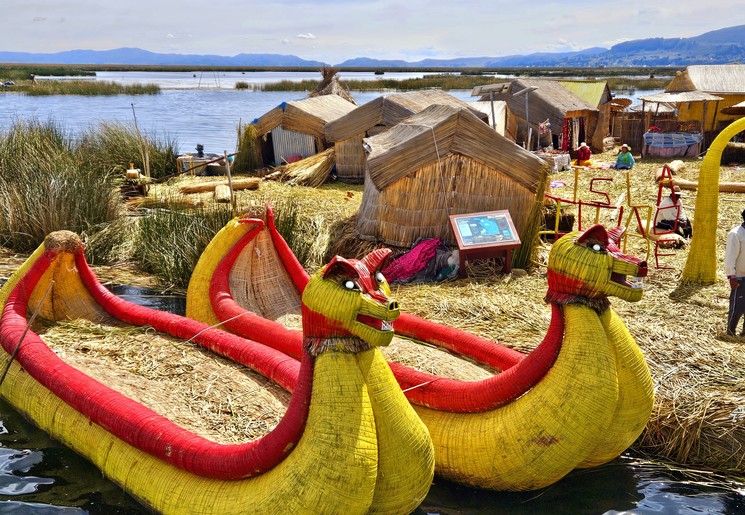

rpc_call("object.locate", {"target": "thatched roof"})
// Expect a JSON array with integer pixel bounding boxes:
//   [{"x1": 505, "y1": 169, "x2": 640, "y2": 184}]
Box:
[
  {"x1": 558, "y1": 80, "x2": 613, "y2": 108},
  {"x1": 639, "y1": 91, "x2": 724, "y2": 103},
  {"x1": 721, "y1": 100, "x2": 745, "y2": 115},
  {"x1": 486, "y1": 78, "x2": 598, "y2": 130},
  {"x1": 665, "y1": 65, "x2": 745, "y2": 94},
  {"x1": 325, "y1": 90, "x2": 488, "y2": 142},
  {"x1": 252, "y1": 96, "x2": 358, "y2": 139},
  {"x1": 364, "y1": 104, "x2": 546, "y2": 192}
]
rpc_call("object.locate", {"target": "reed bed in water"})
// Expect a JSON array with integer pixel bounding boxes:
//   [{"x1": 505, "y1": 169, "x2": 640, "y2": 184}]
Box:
[{"x1": 22, "y1": 80, "x2": 160, "y2": 96}]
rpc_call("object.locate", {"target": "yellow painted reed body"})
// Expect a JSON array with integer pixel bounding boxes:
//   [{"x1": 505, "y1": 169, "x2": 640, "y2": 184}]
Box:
[
  {"x1": 683, "y1": 117, "x2": 745, "y2": 284},
  {"x1": 186, "y1": 218, "x2": 250, "y2": 325}
]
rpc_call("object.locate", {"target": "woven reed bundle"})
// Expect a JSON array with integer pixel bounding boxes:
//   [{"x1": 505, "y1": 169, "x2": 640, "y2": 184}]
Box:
[
  {"x1": 683, "y1": 117, "x2": 745, "y2": 283},
  {"x1": 272, "y1": 148, "x2": 335, "y2": 188},
  {"x1": 230, "y1": 229, "x2": 302, "y2": 321}
]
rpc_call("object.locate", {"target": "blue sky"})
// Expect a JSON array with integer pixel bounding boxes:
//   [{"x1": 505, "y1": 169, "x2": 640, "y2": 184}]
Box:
[{"x1": 4, "y1": 1, "x2": 744, "y2": 63}]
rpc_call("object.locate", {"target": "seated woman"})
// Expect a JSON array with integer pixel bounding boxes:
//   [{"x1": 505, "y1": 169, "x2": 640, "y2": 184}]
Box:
[
  {"x1": 573, "y1": 142, "x2": 592, "y2": 166},
  {"x1": 611, "y1": 144, "x2": 635, "y2": 169},
  {"x1": 654, "y1": 186, "x2": 692, "y2": 241}
]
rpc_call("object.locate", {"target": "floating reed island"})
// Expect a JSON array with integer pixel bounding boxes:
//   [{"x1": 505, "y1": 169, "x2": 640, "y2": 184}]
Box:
[{"x1": 0, "y1": 140, "x2": 743, "y2": 482}]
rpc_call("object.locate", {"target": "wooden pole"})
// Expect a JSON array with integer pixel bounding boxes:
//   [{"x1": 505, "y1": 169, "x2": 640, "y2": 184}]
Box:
[{"x1": 224, "y1": 150, "x2": 236, "y2": 217}]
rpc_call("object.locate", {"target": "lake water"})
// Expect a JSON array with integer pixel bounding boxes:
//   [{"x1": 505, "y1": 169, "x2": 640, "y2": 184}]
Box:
[
  {"x1": 1, "y1": 70, "x2": 661, "y2": 155},
  {"x1": 1, "y1": 72, "x2": 739, "y2": 513},
  {"x1": 2, "y1": 70, "x2": 477, "y2": 155}
]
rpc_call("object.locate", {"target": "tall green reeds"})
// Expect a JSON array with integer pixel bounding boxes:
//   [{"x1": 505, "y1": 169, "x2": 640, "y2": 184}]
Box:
[
  {"x1": 234, "y1": 124, "x2": 263, "y2": 173},
  {"x1": 132, "y1": 205, "x2": 236, "y2": 288},
  {"x1": 23, "y1": 80, "x2": 160, "y2": 96},
  {"x1": 0, "y1": 119, "x2": 123, "y2": 253},
  {"x1": 76, "y1": 122, "x2": 179, "y2": 180}
]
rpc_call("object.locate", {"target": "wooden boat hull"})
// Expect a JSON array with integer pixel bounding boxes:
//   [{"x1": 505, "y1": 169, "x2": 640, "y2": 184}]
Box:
[{"x1": 0, "y1": 232, "x2": 434, "y2": 514}]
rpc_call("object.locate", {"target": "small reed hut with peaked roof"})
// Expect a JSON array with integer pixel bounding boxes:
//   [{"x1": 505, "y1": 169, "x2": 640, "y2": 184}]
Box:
[
  {"x1": 251, "y1": 95, "x2": 357, "y2": 167},
  {"x1": 486, "y1": 78, "x2": 599, "y2": 152},
  {"x1": 325, "y1": 90, "x2": 489, "y2": 183},
  {"x1": 356, "y1": 104, "x2": 548, "y2": 250}
]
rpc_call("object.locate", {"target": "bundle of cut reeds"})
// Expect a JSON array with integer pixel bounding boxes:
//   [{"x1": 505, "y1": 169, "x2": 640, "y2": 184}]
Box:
[{"x1": 273, "y1": 148, "x2": 335, "y2": 188}]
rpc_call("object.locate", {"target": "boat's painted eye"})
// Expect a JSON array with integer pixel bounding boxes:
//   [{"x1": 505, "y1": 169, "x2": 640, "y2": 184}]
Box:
[
  {"x1": 592, "y1": 244, "x2": 602, "y2": 251},
  {"x1": 344, "y1": 280, "x2": 358, "y2": 290},
  {"x1": 375, "y1": 271, "x2": 385, "y2": 283}
]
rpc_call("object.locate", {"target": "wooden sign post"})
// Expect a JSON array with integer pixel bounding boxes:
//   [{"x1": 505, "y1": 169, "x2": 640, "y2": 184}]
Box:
[{"x1": 448, "y1": 210, "x2": 521, "y2": 277}]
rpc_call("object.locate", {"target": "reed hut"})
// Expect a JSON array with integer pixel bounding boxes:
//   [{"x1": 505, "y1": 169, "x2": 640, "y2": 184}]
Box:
[
  {"x1": 660, "y1": 65, "x2": 745, "y2": 144},
  {"x1": 325, "y1": 90, "x2": 489, "y2": 183},
  {"x1": 485, "y1": 78, "x2": 598, "y2": 153},
  {"x1": 251, "y1": 95, "x2": 357, "y2": 167},
  {"x1": 356, "y1": 104, "x2": 548, "y2": 249},
  {"x1": 558, "y1": 80, "x2": 613, "y2": 151}
]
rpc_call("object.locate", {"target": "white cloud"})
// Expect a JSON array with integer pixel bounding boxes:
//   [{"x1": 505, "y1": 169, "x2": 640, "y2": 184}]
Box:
[
  {"x1": 296, "y1": 33, "x2": 317, "y2": 40},
  {"x1": 167, "y1": 34, "x2": 176, "y2": 39}
]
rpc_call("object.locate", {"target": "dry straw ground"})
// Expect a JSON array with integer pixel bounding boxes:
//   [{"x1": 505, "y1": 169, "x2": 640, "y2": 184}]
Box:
[{"x1": 1, "y1": 148, "x2": 743, "y2": 480}]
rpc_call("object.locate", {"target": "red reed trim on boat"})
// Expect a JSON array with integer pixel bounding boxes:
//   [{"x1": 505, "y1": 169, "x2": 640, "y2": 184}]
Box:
[
  {"x1": 0, "y1": 246, "x2": 312, "y2": 480},
  {"x1": 209, "y1": 214, "x2": 566, "y2": 412}
]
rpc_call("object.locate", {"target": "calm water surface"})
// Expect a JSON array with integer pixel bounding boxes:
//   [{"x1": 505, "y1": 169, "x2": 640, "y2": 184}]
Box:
[{"x1": 0, "y1": 72, "x2": 738, "y2": 513}]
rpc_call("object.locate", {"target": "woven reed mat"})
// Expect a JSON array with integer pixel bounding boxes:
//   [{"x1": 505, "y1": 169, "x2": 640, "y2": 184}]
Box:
[{"x1": 35, "y1": 318, "x2": 289, "y2": 444}]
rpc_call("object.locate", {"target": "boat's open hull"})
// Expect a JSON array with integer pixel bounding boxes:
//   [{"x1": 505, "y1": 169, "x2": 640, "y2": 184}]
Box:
[{"x1": 0, "y1": 232, "x2": 434, "y2": 514}]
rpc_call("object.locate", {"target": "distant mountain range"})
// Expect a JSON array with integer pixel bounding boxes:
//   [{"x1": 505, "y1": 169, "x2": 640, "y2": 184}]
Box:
[{"x1": 1, "y1": 25, "x2": 744, "y2": 68}]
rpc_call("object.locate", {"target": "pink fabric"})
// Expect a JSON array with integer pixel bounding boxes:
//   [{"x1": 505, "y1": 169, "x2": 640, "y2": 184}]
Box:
[{"x1": 383, "y1": 238, "x2": 441, "y2": 282}]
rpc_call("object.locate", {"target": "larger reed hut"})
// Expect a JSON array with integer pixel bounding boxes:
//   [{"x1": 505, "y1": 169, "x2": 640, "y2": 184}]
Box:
[
  {"x1": 251, "y1": 95, "x2": 357, "y2": 167},
  {"x1": 660, "y1": 64, "x2": 745, "y2": 143},
  {"x1": 485, "y1": 79, "x2": 599, "y2": 152},
  {"x1": 325, "y1": 90, "x2": 488, "y2": 183},
  {"x1": 356, "y1": 104, "x2": 548, "y2": 249},
  {"x1": 558, "y1": 80, "x2": 613, "y2": 151}
]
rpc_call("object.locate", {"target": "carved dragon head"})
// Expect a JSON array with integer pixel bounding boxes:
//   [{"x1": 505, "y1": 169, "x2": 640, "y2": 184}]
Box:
[
  {"x1": 301, "y1": 248, "x2": 400, "y2": 354},
  {"x1": 545, "y1": 224, "x2": 647, "y2": 312}
]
